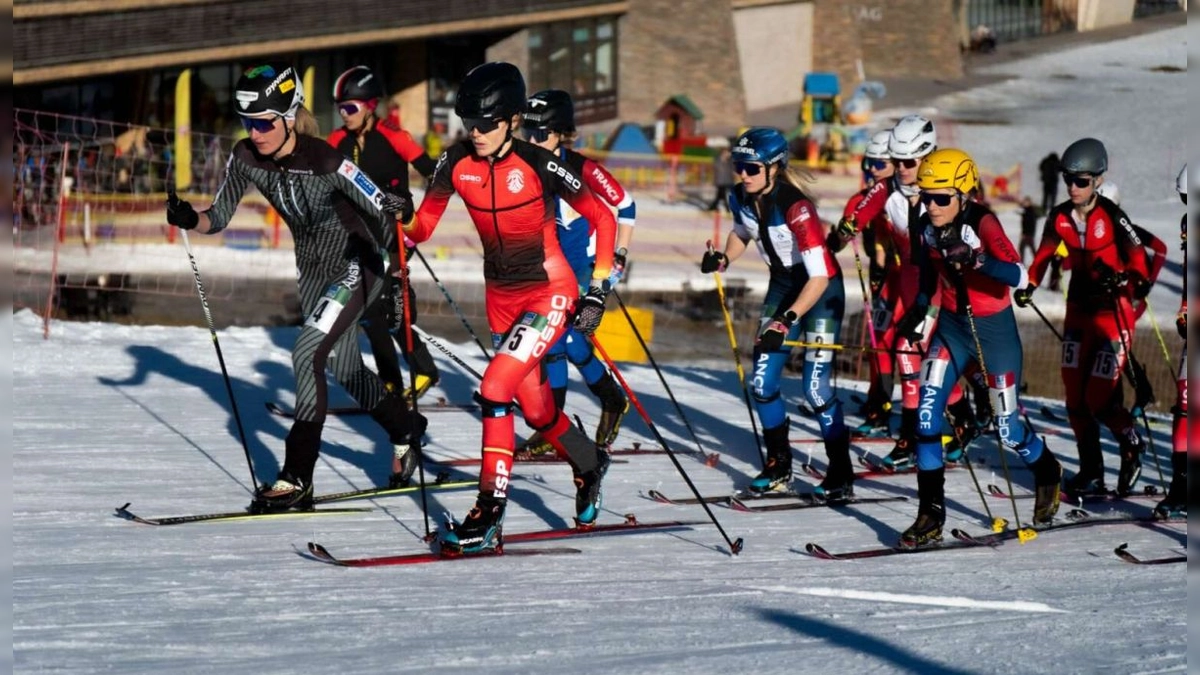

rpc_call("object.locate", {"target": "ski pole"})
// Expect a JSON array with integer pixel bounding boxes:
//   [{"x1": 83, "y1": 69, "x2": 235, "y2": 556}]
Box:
[
  {"x1": 1025, "y1": 298, "x2": 1064, "y2": 342},
  {"x1": 589, "y1": 335, "x2": 744, "y2": 556},
  {"x1": 612, "y1": 289, "x2": 707, "y2": 457},
  {"x1": 782, "y1": 339, "x2": 922, "y2": 356},
  {"x1": 848, "y1": 235, "x2": 880, "y2": 350},
  {"x1": 1140, "y1": 297, "x2": 1177, "y2": 375},
  {"x1": 396, "y1": 237, "x2": 432, "y2": 540},
  {"x1": 710, "y1": 241, "x2": 765, "y2": 465},
  {"x1": 412, "y1": 246, "x2": 492, "y2": 360},
  {"x1": 178, "y1": 226, "x2": 257, "y2": 491},
  {"x1": 1109, "y1": 296, "x2": 1166, "y2": 490},
  {"x1": 413, "y1": 324, "x2": 485, "y2": 381}
]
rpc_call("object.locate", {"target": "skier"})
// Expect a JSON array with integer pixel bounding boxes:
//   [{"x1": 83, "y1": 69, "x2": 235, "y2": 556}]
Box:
[
  {"x1": 699, "y1": 127, "x2": 853, "y2": 499},
  {"x1": 899, "y1": 148, "x2": 1063, "y2": 549},
  {"x1": 327, "y1": 65, "x2": 443, "y2": 408},
  {"x1": 1156, "y1": 164, "x2": 1187, "y2": 519},
  {"x1": 517, "y1": 88, "x2": 634, "y2": 453},
  {"x1": 1017, "y1": 137, "x2": 1151, "y2": 498},
  {"x1": 399, "y1": 62, "x2": 617, "y2": 554},
  {"x1": 164, "y1": 63, "x2": 426, "y2": 511}
]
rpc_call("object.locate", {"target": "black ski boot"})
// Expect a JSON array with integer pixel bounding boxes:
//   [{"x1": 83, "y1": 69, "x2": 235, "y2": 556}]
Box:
[
  {"x1": 1030, "y1": 448, "x2": 1063, "y2": 525},
  {"x1": 442, "y1": 494, "x2": 506, "y2": 555},
  {"x1": 813, "y1": 430, "x2": 854, "y2": 501},
  {"x1": 1154, "y1": 452, "x2": 1187, "y2": 519},
  {"x1": 589, "y1": 373, "x2": 629, "y2": 447},
  {"x1": 882, "y1": 408, "x2": 918, "y2": 470},
  {"x1": 898, "y1": 468, "x2": 946, "y2": 549},
  {"x1": 574, "y1": 448, "x2": 612, "y2": 527},
  {"x1": 371, "y1": 394, "x2": 428, "y2": 488},
  {"x1": 748, "y1": 422, "x2": 793, "y2": 494},
  {"x1": 943, "y1": 396, "x2": 980, "y2": 464},
  {"x1": 1116, "y1": 436, "x2": 1144, "y2": 497},
  {"x1": 1065, "y1": 426, "x2": 1106, "y2": 498},
  {"x1": 251, "y1": 470, "x2": 314, "y2": 514}
]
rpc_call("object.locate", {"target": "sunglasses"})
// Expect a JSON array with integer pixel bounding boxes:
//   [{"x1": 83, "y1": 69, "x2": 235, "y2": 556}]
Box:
[
  {"x1": 734, "y1": 162, "x2": 764, "y2": 177},
  {"x1": 338, "y1": 101, "x2": 366, "y2": 116},
  {"x1": 919, "y1": 192, "x2": 956, "y2": 208},
  {"x1": 894, "y1": 158, "x2": 920, "y2": 169},
  {"x1": 524, "y1": 128, "x2": 555, "y2": 143},
  {"x1": 462, "y1": 116, "x2": 503, "y2": 134},
  {"x1": 863, "y1": 158, "x2": 889, "y2": 171},
  {"x1": 240, "y1": 116, "x2": 279, "y2": 134},
  {"x1": 1063, "y1": 173, "x2": 1094, "y2": 189}
]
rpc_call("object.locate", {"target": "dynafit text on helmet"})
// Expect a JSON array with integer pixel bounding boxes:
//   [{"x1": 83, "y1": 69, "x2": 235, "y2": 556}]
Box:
[
  {"x1": 164, "y1": 62, "x2": 427, "y2": 514},
  {"x1": 1020, "y1": 136, "x2": 1155, "y2": 501},
  {"x1": 700, "y1": 127, "x2": 855, "y2": 502},
  {"x1": 898, "y1": 147, "x2": 1064, "y2": 550},
  {"x1": 515, "y1": 87, "x2": 638, "y2": 457},
  {"x1": 397, "y1": 62, "x2": 621, "y2": 556}
]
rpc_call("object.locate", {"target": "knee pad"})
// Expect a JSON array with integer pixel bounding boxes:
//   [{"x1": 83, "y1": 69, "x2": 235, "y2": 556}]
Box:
[
  {"x1": 473, "y1": 392, "x2": 514, "y2": 419},
  {"x1": 752, "y1": 389, "x2": 782, "y2": 406}
]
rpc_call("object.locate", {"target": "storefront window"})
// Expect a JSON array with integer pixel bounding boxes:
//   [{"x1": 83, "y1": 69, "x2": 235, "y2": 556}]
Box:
[{"x1": 527, "y1": 15, "x2": 618, "y2": 125}]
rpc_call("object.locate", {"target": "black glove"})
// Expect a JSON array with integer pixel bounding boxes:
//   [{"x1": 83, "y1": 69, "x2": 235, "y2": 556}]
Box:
[
  {"x1": 166, "y1": 190, "x2": 199, "y2": 230},
  {"x1": 1093, "y1": 260, "x2": 1127, "y2": 295},
  {"x1": 609, "y1": 247, "x2": 628, "y2": 284},
  {"x1": 573, "y1": 281, "x2": 610, "y2": 335},
  {"x1": 868, "y1": 264, "x2": 886, "y2": 296},
  {"x1": 380, "y1": 192, "x2": 414, "y2": 223},
  {"x1": 700, "y1": 249, "x2": 728, "y2": 274},
  {"x1": 835, "y1": 215, "x2": 858, "y2": 240},
  {"x1": 1178, "y1": 310, "x2": 1187, "y2": 339},
  {"x1": 756, "y1": 310, "x2": 797, "y2": 352},
  {"x1": 941, "y1": 240, "x2": 981, "y2": 271},
  {"x1": 895, "y1": 304, "x2": 929, "y2": 344},
  {"x1": 1130, "y1": 274, "x2": 1151, "y2": 300},
  {"x1": 1013, "y1": 285, "x2": 1036, "y2": 308}
]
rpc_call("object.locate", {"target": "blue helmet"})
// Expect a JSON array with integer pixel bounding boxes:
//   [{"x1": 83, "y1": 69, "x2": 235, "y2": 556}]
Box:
[{"x1": 731, "y1": 127, "x2": 789, "y2": 166}]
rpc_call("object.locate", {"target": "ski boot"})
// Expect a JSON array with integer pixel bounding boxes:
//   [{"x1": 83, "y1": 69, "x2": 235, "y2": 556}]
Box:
[
  {"x1": 898, "y1": 468, "x2": 945, "y2": 549},
  {"x1": 747, "y1": 423, "x2": 793, "y2": 494},
  {"x1": 516, "y1": 431, "x2": 555, "y2": 457},
  {"x1": 854, "y1": 404, "x2": 891, "y2": 438},
  {"x1": 1115, "y1": 438, "x2": 1144, "y2": 497},
  {"x1": 813, "y1": 431, "x2": 854, "y2": 502},
  {"x1": 943, "y1": 397, "x2": 979, "y2": 464},
  {"x1": 573, "y1": 448, "x2": 612, "y2": 527},
  {"x1": 385, "y1": 410, "x2": 428, "y2": 488},
  {"x1": 441, "y1": 494, "x2": 506, "y2": 555},
  {"x1": 1030, "y1": 449, "x2": 1063, "y2": 525},
  {"x1": 250, "y1": 471, "x2": 313, "y2": 514},
  {"x1": 402, "y1": 372, "x2": 439, "y2": 402},
  {"x1": 881, "y1": 407, "x2": 918, "y2": 471},
  {"x1": 1153, "y1": 452, "x2": 1186, "y2": 520},
  {"x1": 1064, "y1": 468, "x2": 1107, "y2": 500},
  {"x1": 589, "y1": 373, "x2": 629, "y2": 447}
]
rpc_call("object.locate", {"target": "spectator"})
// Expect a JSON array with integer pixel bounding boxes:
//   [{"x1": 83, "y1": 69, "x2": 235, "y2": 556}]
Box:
[
  {"x1": 1039, "y1": 152, "x2": 1060, "y2": 212},
  {"x1": 707, "y1": 146, "x2": 734, "y2": 213},
  {"x1": 1018, "y1": 195, "x2": 1040, "y2": 265}
]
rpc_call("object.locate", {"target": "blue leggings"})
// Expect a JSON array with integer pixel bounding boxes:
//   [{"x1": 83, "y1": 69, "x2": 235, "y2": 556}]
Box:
[
  {"x1": 752, "y1": 281, "x2": 846, "y2": 440},
  {"x1": 546, "y1": 325, "x2": 607, "y2": 390},
  {"x1": 915, "y1": 307, "x2": 1044, "y2": 471}
]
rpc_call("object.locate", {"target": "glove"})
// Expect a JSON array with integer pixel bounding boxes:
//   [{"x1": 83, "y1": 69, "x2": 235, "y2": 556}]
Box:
[
  {"x1": 941, "y1": 240, "x2": 981, "y2": 271},
  {"x1": 868, "y1": 265, "x2": 886, "y2": 296},
  {"x1": 895, "y1": 304, "x2": 929, "y2": 344},
  {"x1": 1178, "y1": 310, "x2": 1187, "y2": 339},
  {"x1": 700, "y1": 249, "x2": 728, "y2": 274},
  {"x1": 756, "y1": 310, "x2": 797, "y2": 352},
  {"x1": 609, "y1": 247, "x2": 628, "y2": 285},
  {"x1": 1093, "y1": 260, "x2": 1128, "y2": 295},
  {"x1": 835, "y1": 215, "x2": 858, "y2": 240},
  {"x1": 1013, "y1": 285, "x2": 1036, "y2": 308},
  {"x1": 380, "y1": 192, "x2": 414, "y2": 223},
  {"x1": 166, "y1": 191, "x2": 199, "y2": 230},
  {"x1": 573, "y1": 281, "x2": 610, "y2": 335},
  {"x1": 1130, "y1": 274, "x2": 1151, "y2": 300}
]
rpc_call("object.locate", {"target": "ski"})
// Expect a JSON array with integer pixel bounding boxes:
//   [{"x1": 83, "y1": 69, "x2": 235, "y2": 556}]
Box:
[
  {"x1": 114, "y1": 502, "x2": 371, "y2": 526},
  {"x1": 949, "y1": 511, "x2": 1176, "y2": 547},
  {"x1": 801, "y1": 462, "x2": 916, "y2": 481},
  {"x1": 433, "y1": 455, "x2": 630, "y2": 466},
  {"x1": 729, "y1": 495, "x2": 907, "y2": 512},
  {"x1": 313, "y1": 478, "x2": 475, "y2": 504},
  {"x1": 797, "y1": 435, "x2": 893, "y2": 445},
  {"x1": 306, "y1": 542, "x2": 581, "y2": 567},
  {"x1": 265, "y1": 399, "x2": 476, "y2": 418},
  {"x1": 802, "y1": 537, "x2": 994, "y2": 560},
  {"x1": 641, "y1": 488, "x2": 801, "y2": 506},
  {"x1": 1112, "y1": 543, "x2": 1185, "y2": 565},
  {"x1": 986, "y1": 483, "x2": 1159, "y2": 502}
]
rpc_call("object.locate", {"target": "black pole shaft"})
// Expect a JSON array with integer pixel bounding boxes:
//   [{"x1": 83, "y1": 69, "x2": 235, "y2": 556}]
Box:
[
  {"x1": 396, "y1": 241, "x2": 431, "y2": 540},
  {"x1": 413, "y1": 247, "x2": 492, "y2": 360}
]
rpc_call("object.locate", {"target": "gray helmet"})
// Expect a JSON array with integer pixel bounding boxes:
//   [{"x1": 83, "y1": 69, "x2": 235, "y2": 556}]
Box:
[{"x1": 1060, "y1": 137, "x2": 1107, "y2": 175}]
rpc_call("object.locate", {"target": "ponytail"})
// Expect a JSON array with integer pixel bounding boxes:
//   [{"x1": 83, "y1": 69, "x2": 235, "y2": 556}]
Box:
[{"x1": 293, "y1": 107, "x2": 321, "y2": 137}]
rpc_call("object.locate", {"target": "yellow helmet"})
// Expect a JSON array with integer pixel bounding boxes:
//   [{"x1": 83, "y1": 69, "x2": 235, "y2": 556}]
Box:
[{"x1": 916, "y1": 148, "x2": 980, "y2": 195}]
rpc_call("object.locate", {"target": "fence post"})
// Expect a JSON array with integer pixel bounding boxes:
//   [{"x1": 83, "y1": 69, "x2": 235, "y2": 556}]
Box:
[{"x1": 667, "y1": 155, "x2": 679, "y2": 203}]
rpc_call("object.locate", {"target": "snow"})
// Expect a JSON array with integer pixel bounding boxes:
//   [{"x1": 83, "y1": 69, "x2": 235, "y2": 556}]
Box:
[{"x1": 14, "y1": 25, "x2": 1189, "y2": 675}]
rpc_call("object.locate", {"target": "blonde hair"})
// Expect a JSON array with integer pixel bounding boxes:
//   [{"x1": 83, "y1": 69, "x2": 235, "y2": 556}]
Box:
[
  {"x1": 292, "y1": 107, "x2": 321, "y2": 137},
  {"x1": 775, "y1": 161, "x2": 817, "y2": 201}
]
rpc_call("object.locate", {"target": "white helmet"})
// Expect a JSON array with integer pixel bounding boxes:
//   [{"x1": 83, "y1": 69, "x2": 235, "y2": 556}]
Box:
[
  {"x1": 1096, "y1": 180, "x2": 1120, "y2": 205},
  {"x1": 889, "y1": 115, "x2": 937, "y2": 160},
  {"x1": 864, "y1": 130, "x2": 892, "y2": 159},
  {"x1": 1177, "y1": 164, "x2": 1187, "y2": 196}
]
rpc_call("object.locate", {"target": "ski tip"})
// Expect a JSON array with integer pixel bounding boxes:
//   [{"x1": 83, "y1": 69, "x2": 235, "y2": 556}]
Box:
[
  {"x1": 645, "y1": 489, "x2": 673, "y2": 504},
  {"x1": 728, "y1": 498, "x2": 754, "y2": 513},
  {"x1": 730, "y1": 538, "x2": 745, "y2": 556},
  {"x1": 804, "y1": 542, "x2": 838, "y2": 560},
  {"x1": 704, "y1": 453, "x2": 721, "y2": 468},
  {"x1": 1114, "y1": 542, "x2": 1129, "y2": 555}
]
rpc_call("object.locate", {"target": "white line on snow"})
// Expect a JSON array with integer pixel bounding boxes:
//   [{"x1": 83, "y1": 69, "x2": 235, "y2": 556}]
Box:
[{"x1": 749, "y1": 586, "x2": 1068, "y2": 614}]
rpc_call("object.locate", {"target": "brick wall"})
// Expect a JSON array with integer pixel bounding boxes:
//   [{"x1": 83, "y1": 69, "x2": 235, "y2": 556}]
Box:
[
  {"x1": 618, "y1": 0, "x2": 746, "y2": 134},
  {"x1": 812, "y1": 0, "x2": 963, "y2": 84}
]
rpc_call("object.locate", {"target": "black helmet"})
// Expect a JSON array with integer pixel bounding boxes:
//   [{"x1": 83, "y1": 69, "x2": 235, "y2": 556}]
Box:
[
  {"x1": 1060, "y1": 137, "x2": 1108, "y2": 175},
  {"x1": 454, "y1": 62, "x2": 526, "y2": 122},
  {"x1": 332, "y1": 66, "x2": 383, "y2": 103},
  {"x1": 523, "y1": 89, "x2": 575, "y2": 133},
  {"x1": 234, "y1": 63, "x2": 305, "y2": 118}
]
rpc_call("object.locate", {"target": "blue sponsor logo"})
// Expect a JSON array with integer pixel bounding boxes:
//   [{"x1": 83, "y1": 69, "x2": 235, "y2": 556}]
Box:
[{"x1": 352, "y1": 170, "x2": 379, "y2": 198}]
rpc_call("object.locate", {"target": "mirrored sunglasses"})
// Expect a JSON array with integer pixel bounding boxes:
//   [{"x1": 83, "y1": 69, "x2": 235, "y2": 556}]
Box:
[
  {"x1": 863, "y1": 158, "x2": 889, "y2": 171},
  {"x1": 524, "y1": 127, "x2": 555, "y2": 143},
  {"x1": 1062, "y1": 173, "x2": 1093, "y2": 189},
  {"x1": 462, "y1": 116, "x2": 503, "y2": 134},
  {"x1": 338, "y1": 102, "x2": 366, "y2": 116},
  {"x1": 734, "y1": 162, "x2": 764, "y2": 177},
  {"x1": 241, "y1": 116, "x2": 278, "y2": 134},
  {"x1": 919, "y1": 192, "x2": 956, "y2": 208},
  {"x1": 894, "y1": 158, "x2": 920, "y2": 169}
]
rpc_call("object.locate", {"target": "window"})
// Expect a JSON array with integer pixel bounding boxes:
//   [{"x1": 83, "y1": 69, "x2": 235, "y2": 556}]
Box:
[{"x1": 528, "y1": 16, "x2": 618, "y2": 125}]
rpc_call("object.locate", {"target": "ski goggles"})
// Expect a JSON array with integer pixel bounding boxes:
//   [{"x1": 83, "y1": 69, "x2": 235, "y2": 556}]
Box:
[
  {"x1": 524, "y1": 127, "x2": 556, "y2": 143},
  {"x1": 863, "y1": 157, "x2": 890, "y2": 171},
  {"x1": 1062, "y1": 173, "x2": 1094, "y2": 189},
  {"x1": 919, "y1": 192, "x2": 956, "y2": 208},
  {"x1": 337, "y1": 101, "x2": 367, "y2": 116},
  {"x1": 893, "y1": 158, "x2": 920, "y2": 169},
  {"x1": 733, "y1": 162, "x2": 764, "y2": 177},
  {"x1": 461, "y1": 116, "x2": 503, "y2": 134},
  {"x1": 240, "y1": 116, "x2": 279, "y2": 134}
]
